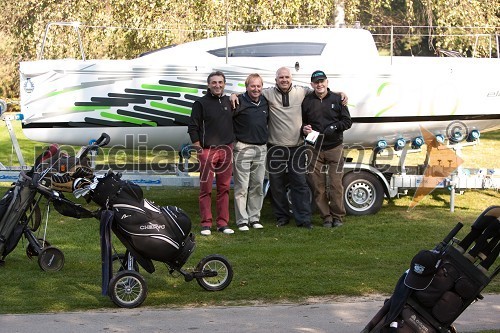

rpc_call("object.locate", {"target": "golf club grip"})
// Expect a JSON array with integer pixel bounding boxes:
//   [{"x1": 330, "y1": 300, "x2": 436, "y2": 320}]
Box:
[{"x1": 442, "y1": 222, "x2": 464, "y2": 245}]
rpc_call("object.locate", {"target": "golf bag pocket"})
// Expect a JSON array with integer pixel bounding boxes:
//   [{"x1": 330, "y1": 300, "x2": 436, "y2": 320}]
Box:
[
  {"x1": 454, "y1": 276, "x2": 477, "y2": 300},
  {"x1": 401, "y1": 305, "x2": 437, "y2": 333},
  {"x1": 0, "y1": 187, "x2": 14, "y2": 222},
  {"x1": 52, "y1": 194, "x2": 94, "y2": 219},
  {"x1": 113, "y1": 201, "x2": 192, "y2": 264},
  {"x1": 413, "y1": 262, "x2": 460, "y2": 308},
  {"x1": 431, "y1": 291, "x2": 463, "y2": 324},
  {"x1": 161, "y1": 206, "x2": 191, "y2": 240},
  {"x1": 92, "y1": 171, "x2": 143, "y2": 207},
  {"x1": 91, "y1": 172, "x2": 123, "y2": 207}
]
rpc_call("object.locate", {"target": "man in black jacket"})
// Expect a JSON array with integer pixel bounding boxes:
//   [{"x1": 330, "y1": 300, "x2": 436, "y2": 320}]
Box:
[
  {"x1": 188, "y1": 71, "x2": 235, "y2": 235},
  {"x1": 302, "y1": 70, "x2": 352, "y2": 228}
]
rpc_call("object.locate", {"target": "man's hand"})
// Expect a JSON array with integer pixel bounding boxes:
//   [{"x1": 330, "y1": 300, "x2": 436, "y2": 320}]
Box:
[
  {"x1": 230, "y1": 93, "x2": 240, "y2": 109},
  {"x1": 190, "y1": 142, "x2": 202, "y2": 155},
  {"x1": 339, "y1": 92, "x2": 348, "y2": 106},
  {"x1": 303, "y1": 124, "x2": 312, "y2": 135}
]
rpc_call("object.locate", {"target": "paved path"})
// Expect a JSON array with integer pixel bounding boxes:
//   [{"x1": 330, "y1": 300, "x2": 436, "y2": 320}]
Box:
[{"x1": 1, "y1": 294, "x2": 499, "y2": 333}]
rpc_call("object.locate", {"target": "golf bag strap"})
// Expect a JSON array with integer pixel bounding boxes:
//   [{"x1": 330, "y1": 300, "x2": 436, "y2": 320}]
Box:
[{"x1": 100, "y1": 209, "x2": 114, "y2": 296}]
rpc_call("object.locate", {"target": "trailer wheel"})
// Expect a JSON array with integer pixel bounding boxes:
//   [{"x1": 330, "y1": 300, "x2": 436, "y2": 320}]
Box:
[{"x1": 343, "y1": 171, "x2": 384, "y2": 216}]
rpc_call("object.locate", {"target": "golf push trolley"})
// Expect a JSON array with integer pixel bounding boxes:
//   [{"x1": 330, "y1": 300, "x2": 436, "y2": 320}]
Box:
[
  {"x1": 1, "y1": 133, "x2": 234, "y2": 308},
  {"x1": 361, "y1": 205, "x2": 500, "y2": 333}
]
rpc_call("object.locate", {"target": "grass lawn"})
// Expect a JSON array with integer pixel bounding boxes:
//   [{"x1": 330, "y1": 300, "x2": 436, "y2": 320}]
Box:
[{"x1": 0, "y1": 121, "x2": 499, "y2": 314}]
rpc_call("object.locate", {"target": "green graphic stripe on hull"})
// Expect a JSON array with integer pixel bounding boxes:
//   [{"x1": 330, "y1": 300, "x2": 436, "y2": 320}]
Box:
[
  {"x1": 47, "y1": 86, "x2": 82, "y2": 97},
  {"x1": 100, "y1": 111, "x2": 157, "y2": 126},
  {"x1": 159, "y1": 80, "x2": 207, "y2": 90},
  {"x1": 150, "y1": 101, "x2": 191, "y2": 115},
  {"x1": 141, "y1": 84, "x2": 198, "y2": 94},
  {"x1": 71, "y1": 106, "x2": 110, "y2": 111},
  {"x1": 36, "y1": 80, "x2": 117, "y2": 103},
  {"x1": 374, "y1": 103, "x2": 397, "y2": 117},
  {"x1": 117, "y1": 109, "x2": 175, "y2": 126}
]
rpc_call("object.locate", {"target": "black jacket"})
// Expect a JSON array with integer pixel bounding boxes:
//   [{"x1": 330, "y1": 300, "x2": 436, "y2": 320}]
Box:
[
  {"x1": 187, "y1": 91, "x2": 235, "y2": 147},
  {"x1": 233, "y1": 92, "x2": 269, "y2": 145},
  {"x1": 301, "y1": 89, "x2": 352, "y2": 150}
]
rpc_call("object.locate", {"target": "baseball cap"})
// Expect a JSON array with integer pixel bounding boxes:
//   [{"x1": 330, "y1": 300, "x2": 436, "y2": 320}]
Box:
[
  {"x1": 311, "y1": 70, "x2": 327, "y2": 82},
  {"x1": 404, "y1": 250, "x2": 441, "y2": 290}
]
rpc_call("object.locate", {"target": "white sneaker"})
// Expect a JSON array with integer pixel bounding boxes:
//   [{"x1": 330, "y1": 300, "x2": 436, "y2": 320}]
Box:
[
  {"x1": 218, "y1": 227, "x2": 235, "y2": 234},
  {"x1": 250, "y1": 222, "x2": 264, "y2": 229},
  {"x1": 200, "y1": 227, "x2": 211, "y2": 236},
  {"x1": 238, "y1": 224, "x2": 250, "y2": 231}
]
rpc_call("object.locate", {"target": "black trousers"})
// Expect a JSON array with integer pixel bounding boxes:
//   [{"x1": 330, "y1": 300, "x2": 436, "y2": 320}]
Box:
[{"x1": 267, "y1": 144, "x2": 311, "y2": 225}]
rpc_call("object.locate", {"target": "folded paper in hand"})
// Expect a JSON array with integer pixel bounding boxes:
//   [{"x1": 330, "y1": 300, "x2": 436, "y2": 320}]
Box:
[{"x1": 306, "y1": 130, "x2": 319, "y2": 144}]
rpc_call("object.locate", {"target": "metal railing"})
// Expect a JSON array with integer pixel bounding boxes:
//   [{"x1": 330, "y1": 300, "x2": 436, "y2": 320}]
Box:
[{"x1": 37, "y1": 22, "x2": 500, "y2": 61}]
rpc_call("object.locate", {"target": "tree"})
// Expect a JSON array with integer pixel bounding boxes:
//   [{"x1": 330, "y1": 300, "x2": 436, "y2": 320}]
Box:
[{"x1": 1, "y1": 0, "x2": 498, "y2": 101}]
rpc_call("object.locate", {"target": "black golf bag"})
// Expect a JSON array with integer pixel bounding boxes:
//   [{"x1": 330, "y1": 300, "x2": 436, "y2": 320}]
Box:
[
  {"x1": 362, "y1": 205, "x2": 500, "y2": 333},
  {"x1": 0, "y1": 181, "x2": 40, "y2": 262},
  {"x1": 91, "y1": 171, "x2": 195, "y2": 274},
  {"x1": 0, "y1": 137, "x2": 102, "y2": 270}
]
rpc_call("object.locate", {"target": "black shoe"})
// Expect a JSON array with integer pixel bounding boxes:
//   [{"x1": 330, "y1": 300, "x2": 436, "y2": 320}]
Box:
[
  {"x1": 323, "y1": 220, "x2": 333, "y2": 228},
  {"x1": 217, "y1": 226, "x2": 235, "y2": 234},
  {"x1": 298, "y1": 223, "x2": 313, "y2": 229},
  {"x1": 276, "y1": 219, "x2": 289, "y2": 227},
  {"x1": 333, "y1": 219, "x2": 343, "y2": 227},
  {"x1": 200, "y1": 226, "x2": 212, "y2": 236}
]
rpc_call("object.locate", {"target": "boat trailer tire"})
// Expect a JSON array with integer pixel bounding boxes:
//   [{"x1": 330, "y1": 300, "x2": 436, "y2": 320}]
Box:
[{"x1": 343, "y1": 171, "x2": 384, "y2": 216}]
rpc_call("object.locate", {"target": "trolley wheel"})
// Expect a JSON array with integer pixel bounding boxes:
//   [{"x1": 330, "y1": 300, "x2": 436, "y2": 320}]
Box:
[
  {"x1": 108, "y1": 270, "x2": 147, "y2": 308},
  {"x1": 195, "y1": 254, "x2": 233, "y2": 291},
  {"x1": 37, "y1": 246, "x2": 65, "y2": 271},
  {"x1": 26, "y1": 238, "x2": 51, "y2": 259},
  {"x1": 112, "y1": 253, "x2": 139, "y2": 273}
]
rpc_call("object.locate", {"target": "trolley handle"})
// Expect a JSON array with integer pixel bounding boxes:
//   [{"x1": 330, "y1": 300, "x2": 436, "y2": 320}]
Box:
[
  {"x1": 435, "y1": 222, "x2": 463, "y2": 253},
  {"x1": 94, "y1": 133, "x2": 111, "y2": 147},
  {"x1": 77, "y1": 133, "x2": 111, "y2": 159}
]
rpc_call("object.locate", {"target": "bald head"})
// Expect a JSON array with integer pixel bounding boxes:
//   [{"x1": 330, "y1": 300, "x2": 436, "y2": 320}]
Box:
[{"x1": 275, "y1": 67, "x2": 292, "y2": 92}]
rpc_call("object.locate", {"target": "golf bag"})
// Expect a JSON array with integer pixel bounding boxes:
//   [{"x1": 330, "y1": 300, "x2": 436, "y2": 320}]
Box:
[
  {"x1": 0, "y1": 183, "x2": 39, "y2": 261},
  {"x1": 362, "y1": 205, "x2": 500, "y2": 333},
  {"x1": 91, "y1": 171, "x2": 195, "y2": 274},
  {"x1": 0, "y1": 137, "x2": 103, "y2": 269}
]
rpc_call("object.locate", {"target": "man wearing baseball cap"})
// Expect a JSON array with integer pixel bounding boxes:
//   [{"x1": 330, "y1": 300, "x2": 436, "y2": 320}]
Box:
[
  {"x1": 302, "y1": 70, "x2": 352, "y2": 228},
  {"x1": 231, "y1": 67, "x2": 348, "y2": 229}
]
